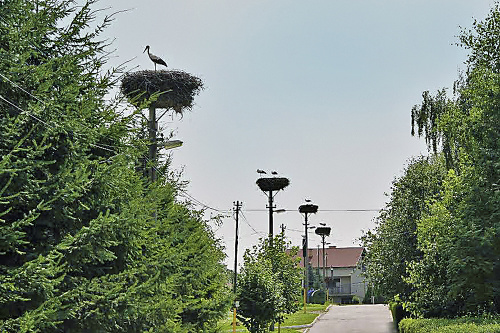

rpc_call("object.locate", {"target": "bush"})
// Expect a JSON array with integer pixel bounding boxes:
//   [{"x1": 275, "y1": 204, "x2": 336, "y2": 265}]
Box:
[
  {"x1": 352, "y1": 295, "x2": 362, "y2": 304},
  {"x1": 399, "y1": 318, "x2": 500, "y2": 333},
  {"x1": 390, "y1": 302, "x2": 410, "y2": 328},
  {"x1": 310, "y1": 290, "x2": 326, "y2": 304},
  {"x1": 363, "y1": 284, "x2": 386, "y2": 304}
]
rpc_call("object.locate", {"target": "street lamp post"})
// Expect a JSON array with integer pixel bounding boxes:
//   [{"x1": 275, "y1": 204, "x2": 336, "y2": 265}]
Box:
[
  {"x1": 256, "y1": 172, "x2": 289, "y2": 243},
  {"x1": 299, "y1": 202, "x2": 318, "y2": 310},
  {"x1": 315, "y1": 225, "x2": 331, "y2": 284}
]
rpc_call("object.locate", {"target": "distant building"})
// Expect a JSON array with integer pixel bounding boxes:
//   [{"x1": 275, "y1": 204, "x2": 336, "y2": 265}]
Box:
[{"x1": 297, "y1": 246, "x2": 367, "y2": 304}]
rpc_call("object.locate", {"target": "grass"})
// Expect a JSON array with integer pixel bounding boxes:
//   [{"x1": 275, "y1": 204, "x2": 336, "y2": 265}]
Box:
[{"x1": 219, "y1": 303, "x2": 331, "y2": 332}]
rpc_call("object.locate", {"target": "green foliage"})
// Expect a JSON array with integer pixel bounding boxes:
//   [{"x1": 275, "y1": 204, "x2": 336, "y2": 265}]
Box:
[
  {"x1": 364, "y1": 3, "x2": 500, "y2": 319},
  {"x1": 361, "y1": 155, "x2": 447, "y2": 301},
  {"x1": 399, "y1": 317, "x2": 500, "y2": 333},
  {"x1": 0, "y1": 0, "x2": 230, "y2": 331},
  {"x1": 390, "y1": 301, "x2": 411, "y2": 329},
  {"x1": 308, "y1": 264, "x2": 322, "y2": 290},
  {"x1": 236, "y1": 234, "x2": 302, "y2": 333},
  {"x1": 310, "y1": 290, "x2": 326, "y2": 305}
]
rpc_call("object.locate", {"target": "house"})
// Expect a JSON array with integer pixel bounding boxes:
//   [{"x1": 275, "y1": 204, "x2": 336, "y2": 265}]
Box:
[{"x1": 297, "y1": 246, "x2": 366, "y2": 304}]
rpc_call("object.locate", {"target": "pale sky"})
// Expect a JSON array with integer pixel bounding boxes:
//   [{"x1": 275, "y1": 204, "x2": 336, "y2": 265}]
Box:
[{"x1": 99, "y1": 0, "x2": 494, "y2": 268}]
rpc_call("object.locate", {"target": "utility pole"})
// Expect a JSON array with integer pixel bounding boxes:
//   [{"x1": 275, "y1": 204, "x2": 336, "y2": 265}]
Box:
[
  {"x1": 148, "y1": 106, "x2": 157, "y2": 182},
  {"x1": 233, "y1": 201, "x2": 241, "y2": 295},
  {"x1": 315, "y1": 224, "x2": 331, "y2": 301},
  {"x1": 299, "y1": 202, "x2": 318, "y2": 311},
  {"x1": 317, "y1": 245, "x2": 320, "y2": 276},
  {"x1": 232, "y1": 201, "x2": 242, "y2": 333},
  {"x1": 256, "y1": 172, "x2": 289, "y2": 245},
  {"x1": 267, "y1": 191, "x2": 275, "y2": 241}
]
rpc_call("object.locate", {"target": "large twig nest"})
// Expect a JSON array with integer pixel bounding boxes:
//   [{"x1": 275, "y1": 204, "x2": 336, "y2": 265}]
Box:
[
  {"x1": 256, "y1": 177, "x2": 290, "y2": 192},
  {"x1": 120, "y1": 70, "x2": 204, "y2": 112}
]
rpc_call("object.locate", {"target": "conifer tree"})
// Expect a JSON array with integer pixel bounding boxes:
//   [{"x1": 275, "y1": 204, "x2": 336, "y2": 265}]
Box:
[{"x1": 0, "y1": 1, "x2": 230, "y2": 331}]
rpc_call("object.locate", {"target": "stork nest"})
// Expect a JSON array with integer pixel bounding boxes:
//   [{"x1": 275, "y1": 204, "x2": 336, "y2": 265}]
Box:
[
  {"x1": 315, "y1": 227, "x2": 331, "y2": 236},
  {"x1": 120, "y1": 70, "x2": 204, "y2": 112},
  {"x1": 299, "y1": 203, "x2": 318, "y2": 214},
  {"x1": 256, "y1": 177, "x2": 290, "y2": 192}
]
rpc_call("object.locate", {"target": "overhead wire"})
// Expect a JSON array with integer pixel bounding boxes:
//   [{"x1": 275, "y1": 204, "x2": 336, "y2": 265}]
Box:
[
  {"x1": 0, "y1": 73, "x2": 226, "y2": 216},
  {"x1": 243, "y1": 208, "x2": 379, "y2": 212},
  {"x1": 0, "y1": 72, "x2": 123, "y2": 152},
  {"x1": 239, "y1": 210, "x2": 264, "y2": 236},
  {"x1": 0, "y1": 16, "x2": 237, "y2": 226},
  {"x1": 177, "y1": 189, "x2": 230, "y2": 214},
  {"x1": 0, "y1": 75, "x2": 220, "y2": 213},
  {"x1": 1, "y1": 70, "x2": 380, "y2": 229},
  {"x1": 1, "y1": 93, "x2": 380, "y2": 230},
  {"x1": 139, "y1": 155, "x2": 230, "y2": 214}
]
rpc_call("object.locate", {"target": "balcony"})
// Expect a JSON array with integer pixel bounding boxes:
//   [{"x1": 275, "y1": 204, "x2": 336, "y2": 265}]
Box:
[{"x1": 329, "y1": 284, "x2": 351, "y2": 295}]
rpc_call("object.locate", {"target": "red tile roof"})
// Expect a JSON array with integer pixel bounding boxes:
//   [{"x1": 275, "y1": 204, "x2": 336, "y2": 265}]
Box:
[{"x1": 294, "y1": 246, "x2": 364, "y2": 268}]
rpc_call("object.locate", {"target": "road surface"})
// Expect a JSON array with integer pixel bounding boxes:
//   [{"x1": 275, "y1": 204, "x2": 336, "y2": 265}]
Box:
[{"x1": 307, "y1": 304, "x2": 397, "y2": 333}]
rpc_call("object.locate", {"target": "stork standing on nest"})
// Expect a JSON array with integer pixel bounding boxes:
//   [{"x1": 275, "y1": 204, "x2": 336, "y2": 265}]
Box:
[{"x1": 143, "y1": 45, "x2": 168, "y2": 70}]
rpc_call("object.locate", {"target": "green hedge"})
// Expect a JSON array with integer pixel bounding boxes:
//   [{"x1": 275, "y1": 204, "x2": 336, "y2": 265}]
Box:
[
  {"x1": 390, "y1": 302, "x2": 410, "y2": 328},
  {"x1": 399, "y1": 318, "x2": 500, "y2": 333}
]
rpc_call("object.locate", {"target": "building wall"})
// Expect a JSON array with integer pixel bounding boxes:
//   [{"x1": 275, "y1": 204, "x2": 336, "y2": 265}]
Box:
[
  {"x1": 350, "y1": 267, "x2": 366, "y2": 300},
  {"x1": 324, "y1": 266, "x2": 366, "y2": 302}
]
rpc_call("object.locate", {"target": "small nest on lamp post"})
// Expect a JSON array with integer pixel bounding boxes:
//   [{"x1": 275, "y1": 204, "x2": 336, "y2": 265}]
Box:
[
  {"x1": 256, "y1": 177, "x2": 290, "y2": 192},
  {"x1": 120, "y1": 70, "x2": 204, "y2": 112}
]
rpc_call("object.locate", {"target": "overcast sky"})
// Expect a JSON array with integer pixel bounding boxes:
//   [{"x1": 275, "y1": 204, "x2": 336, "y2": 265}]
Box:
[{"x1": 99, "y1": 0, "x2": 494, "y2": 268}]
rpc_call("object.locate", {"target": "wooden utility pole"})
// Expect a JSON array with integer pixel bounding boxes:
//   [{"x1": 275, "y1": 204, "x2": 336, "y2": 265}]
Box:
[
  {"x1": 232, "y1": 201, "x2": 242, "y2": 333},
  {"x1": 233, "y1": 201, "x2": 241, "y2": 295}
]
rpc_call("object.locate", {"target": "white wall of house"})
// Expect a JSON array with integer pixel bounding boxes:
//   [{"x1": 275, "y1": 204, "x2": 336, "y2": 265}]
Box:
[
  {"x1": 350, "y1": 267, "x2": 366, "y2": 300},
  {"x1": 324, "y1": 266, "x2": 366, "y2": 302}
]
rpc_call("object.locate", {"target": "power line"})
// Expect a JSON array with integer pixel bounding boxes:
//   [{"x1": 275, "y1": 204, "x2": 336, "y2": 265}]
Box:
[
  {"x1": 0, "y1": 72, "x2": 121, "y2": 152},
  {"x1": 0, "y1": 93, "x2": 119, "y2": 154},
  {"x1": 239, "y1": 210, "x2": 262, "y2": 236},
  {"x1": 0, "y1": 56, "x2": 231, "y2": 219},
  {"x1": 0, "y1": 78, "x2": 227, "y2": 216},
  {"x1": 139, "y1": 156, "x2": 229, "y2": 214},
  {"x1": 243, "y1": 208, "x2": 380, "y2": 213},
  {"x1": 0, "y1": 94, "x2": 54, "y2": 129},
  {"x1": 177, "y1": 189, "x2": 230, "y2": 214}
]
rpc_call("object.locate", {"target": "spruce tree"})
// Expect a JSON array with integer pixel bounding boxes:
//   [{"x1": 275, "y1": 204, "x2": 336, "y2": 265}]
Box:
[{"x1": 0, "y1": 1, "x2": 230, "y2": 331}]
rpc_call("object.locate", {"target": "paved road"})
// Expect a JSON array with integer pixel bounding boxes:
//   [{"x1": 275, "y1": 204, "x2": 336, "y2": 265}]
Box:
[{"x1": 307, "y1": 304, "x2": 397, "y2": 333}]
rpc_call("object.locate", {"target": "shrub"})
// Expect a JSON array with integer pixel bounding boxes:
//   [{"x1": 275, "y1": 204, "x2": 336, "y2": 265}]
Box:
[
  {"x1": 310, "y1": 290, "x2": 326, "y2": 305},
  {"x1": 399, "y1": 318, "x2": 500, "y2": 333},
  {"x1": 352, "y1": 295, "x2": 362, "y2": 304},
  {"x1": 390, "y1": 302, "x2": 411, "y2": 328}
]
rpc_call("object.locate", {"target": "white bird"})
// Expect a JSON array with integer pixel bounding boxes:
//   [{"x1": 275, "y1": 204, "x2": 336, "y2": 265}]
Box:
[{"x1": 143, "y1": 45, "x2": 168, "y2": 70}]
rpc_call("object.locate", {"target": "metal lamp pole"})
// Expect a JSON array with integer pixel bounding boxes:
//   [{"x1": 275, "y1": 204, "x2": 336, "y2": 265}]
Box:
[
  {"x1": 299, "y1": 202, "x2": 318, "y2": 311},
  {"x1": 256, "y1": 172, "x2": 289, "y2": 244}
]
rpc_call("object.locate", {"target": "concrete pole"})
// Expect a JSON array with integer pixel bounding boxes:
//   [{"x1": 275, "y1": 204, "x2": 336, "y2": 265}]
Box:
[
  {"x1": 268, "y1": 190, "x2": 274, "y2": 243},
  {"x1": 322, "y1": 235, "x2": 326, "y2": 283},
  {"x1": 233, "y1": 201, "x2": 241, "y2": 333},
  {"x1": 304, "y1": 212, "x2": 309, "y2": 305},
  {"x1": 148, "y1": 106, "x2": 157, "y2": 183}
]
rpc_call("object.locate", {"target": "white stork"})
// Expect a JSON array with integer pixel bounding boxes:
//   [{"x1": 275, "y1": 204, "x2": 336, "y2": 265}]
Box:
[{"x1": 143, "y1": 45, "x2": 168, "y2": 70}]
